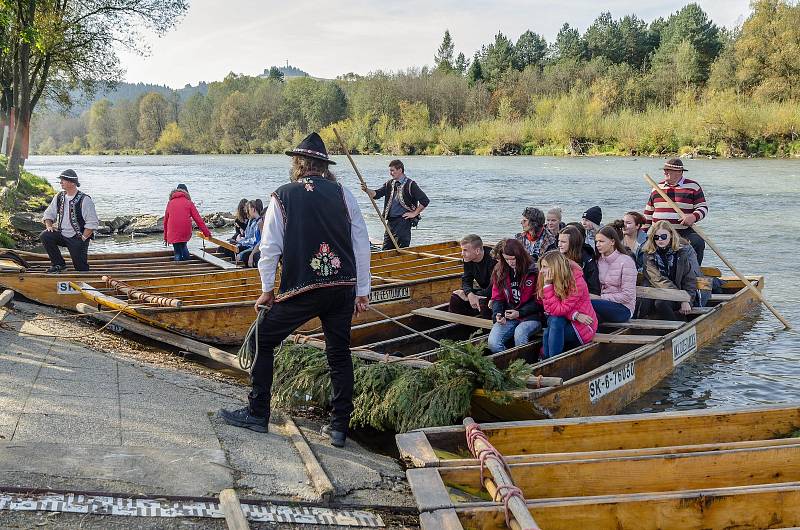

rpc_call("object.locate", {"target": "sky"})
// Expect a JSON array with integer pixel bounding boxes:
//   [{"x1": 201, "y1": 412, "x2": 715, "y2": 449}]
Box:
[{"x1": 119, "y1": 0, "x2": 752, "y2": 88}]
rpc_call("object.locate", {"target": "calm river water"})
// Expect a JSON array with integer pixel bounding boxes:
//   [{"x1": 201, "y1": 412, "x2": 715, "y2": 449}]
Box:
[{"x1": 26, "y1": 154, "x2": 800, "y2": 413}]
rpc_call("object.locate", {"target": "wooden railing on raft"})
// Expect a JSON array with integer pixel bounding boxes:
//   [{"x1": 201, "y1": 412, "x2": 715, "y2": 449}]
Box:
[
  {"x1": 196, "y1": 231, "x2": 239, "y2": 254},
  {"x1": 102, "y1": 275, "x2": 183, "y2": 308}
]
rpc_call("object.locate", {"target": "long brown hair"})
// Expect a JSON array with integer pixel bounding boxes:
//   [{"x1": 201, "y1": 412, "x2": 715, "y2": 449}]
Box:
[
  {"x1": 596, "y1": 225, "x2": 632, "y2": 257},
  {"x1": 491, "y1": 238, "x2": 531, "y2": 287},
  {"x1": 235, "y1": 198, "x2": 249, "y2": 223},
  {"x1": 559, "y1": 225, "x2": 584, "y2": 264},
  {"x1": 536, "y1": 251, "x2": 576, "y2": 300},
  {"x1": 290, "y1": 155, "x2": 336, "y2": 182}
]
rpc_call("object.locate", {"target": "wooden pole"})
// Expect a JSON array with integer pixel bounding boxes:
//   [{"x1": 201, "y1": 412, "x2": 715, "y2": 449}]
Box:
[
  {"x1": 644, "y1": 173, "x2": 791, "y2": 330},
  {"x1": 282, "y1": 414, "x2": 335, "y2": 503},
  {"x1": 332, "y1": 127, "x2": 402, "y2": 250},
  {"x1": 218, "y1": 488, "x2": 250, "y2": 530}
]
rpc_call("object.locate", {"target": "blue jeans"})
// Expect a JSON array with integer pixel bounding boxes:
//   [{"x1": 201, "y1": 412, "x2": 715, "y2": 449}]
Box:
[
  {"x1": 487, "y1": 319, "x2": 542, "y2": 353},
  {"x1": 172, "y1": 242, "x2": 190, "y2": 261},
  {"x1": 591, "y1": 299, "x2": 631, "y2": 323},
  {"x1": 543, "y1": 316, "x2": 580, "y2": 358}
]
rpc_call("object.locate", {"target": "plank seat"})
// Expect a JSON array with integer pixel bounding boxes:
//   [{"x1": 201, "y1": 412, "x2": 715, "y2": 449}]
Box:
[
  {"x1": 189, "y1": 249, "x2": 238, "y2": 270},
  {"x1": 709, "y1": 293, "x2": 736, "y2": 302},
  {"x1": 635, "y1": 286, "x2": 690, "y2": 302},
  {"x1": 411, "y1": 307, "x2": 493, "y2": 329},
  {"x1": 602, "y1": 319, "x2": 683, "y2": 330},
  {"x1": 592, "y1": 333, "x2": 661, "y2": 345}
]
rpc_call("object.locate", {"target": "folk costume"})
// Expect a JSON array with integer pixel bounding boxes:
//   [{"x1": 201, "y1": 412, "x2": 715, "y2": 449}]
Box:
[
  {"x1": 221, "y1": 133, "x2": 370, "y2": 441},
  {"x1": 40, "y1": 169, "x2": 99, "y2": 272},
  {"x1": 372, "y1": 175, "x2": 429, "y2": 249}
]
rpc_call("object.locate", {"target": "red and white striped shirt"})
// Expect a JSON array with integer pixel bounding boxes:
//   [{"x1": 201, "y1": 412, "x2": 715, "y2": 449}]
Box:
[{"x1": 643, "y1": 177, "x2": 708, "y2": 229}]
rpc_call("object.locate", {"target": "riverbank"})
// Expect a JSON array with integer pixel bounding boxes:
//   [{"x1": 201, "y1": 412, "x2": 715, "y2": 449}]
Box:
[{"x1": 0, "y1": 163, "x2": 55, "y2": 248}]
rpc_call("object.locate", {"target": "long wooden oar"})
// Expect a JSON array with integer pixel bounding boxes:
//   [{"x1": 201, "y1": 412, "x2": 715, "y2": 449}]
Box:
[
  {"x1": 332, "y1": 127, "x2": 402, "y2": 250},
  {"x1": 644, "y1": 173, "x2": 791, "y2": 330}
]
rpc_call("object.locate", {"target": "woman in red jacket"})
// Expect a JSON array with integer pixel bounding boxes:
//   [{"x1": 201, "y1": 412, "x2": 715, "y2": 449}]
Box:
[{"x1": 163, "y1": 184, "x2": 212, "y2": 261}]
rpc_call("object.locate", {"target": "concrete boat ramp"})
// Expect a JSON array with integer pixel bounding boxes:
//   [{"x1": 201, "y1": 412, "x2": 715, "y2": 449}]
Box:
[{"x1": 0, "y1": 299, "x2": 415, "y2": 528}]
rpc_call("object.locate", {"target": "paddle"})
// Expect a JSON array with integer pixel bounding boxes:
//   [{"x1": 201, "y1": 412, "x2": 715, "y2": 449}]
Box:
[
  {"x1": 332, "y1": 128, "x2": 402, "y2": 250},
  {"x1": 644, "y1": 173, "x2": 791, "y2": 330}
]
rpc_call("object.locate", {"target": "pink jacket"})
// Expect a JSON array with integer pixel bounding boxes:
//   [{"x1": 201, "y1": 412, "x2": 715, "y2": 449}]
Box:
[
  {"x1": 597, "y1": 250, "x2": 637, "y2": 316},
  {"x1": 163, "y1": 190, "x2": 211, "y2": 244},
  {"x1": 541, "y1": 262, "x2": 598, "y2": 344}
]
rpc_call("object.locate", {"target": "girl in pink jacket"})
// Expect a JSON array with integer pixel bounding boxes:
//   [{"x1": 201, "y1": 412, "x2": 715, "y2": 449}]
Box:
[
  {"x1": 592, "y1": 225, "x2": 637, "y2": 323},
  {"x1": 163, "y1": 184, "x2": 212, "y2": 261},
  {"x1": 538, "y1": 251, "x2": 598, "y2": 358}
]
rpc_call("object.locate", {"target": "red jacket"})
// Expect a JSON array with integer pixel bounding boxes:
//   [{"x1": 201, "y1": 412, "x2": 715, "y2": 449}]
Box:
[
  {"x1": 163, "y1": 190, "x2": 211, "y2": 244},
  {"x1": 541, "y1": 261, "x2": 598, "y2": 344},
  {"x1": 490, "y1": 266, "x2": 542, "y2": 322}
]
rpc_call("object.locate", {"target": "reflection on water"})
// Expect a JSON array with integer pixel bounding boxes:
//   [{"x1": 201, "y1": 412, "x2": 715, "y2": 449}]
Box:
[{"x1": 25, "y1": 154, "x2": 800, "y2": 412}]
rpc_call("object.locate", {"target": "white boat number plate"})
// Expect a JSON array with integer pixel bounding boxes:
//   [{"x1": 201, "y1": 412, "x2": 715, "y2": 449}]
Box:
[
  {"x1": 369, "y1": 286, "x2": 410, "y2": 305},
  {"x1": 589, "y1": 361, "x2": 635, "y2": 403},
  {"x1": 672, "y1": 326, "x2": 697, "y2": 366},
  {"x1": 56, "y1": 281, "x2": 78, "y2": 295}
]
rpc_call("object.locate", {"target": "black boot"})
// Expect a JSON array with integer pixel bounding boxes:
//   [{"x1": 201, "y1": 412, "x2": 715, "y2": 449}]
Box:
[
  {"x1": 219, "y1": 407, "x2": 268, "y2": 433},
  {"x1": 321, "y1": 424, "x2": 346, "y2": 448}
]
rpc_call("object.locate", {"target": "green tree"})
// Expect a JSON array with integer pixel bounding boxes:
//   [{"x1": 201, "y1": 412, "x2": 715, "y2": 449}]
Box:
[
  {"x1": 217, "y1": 90, "x2": 258, "y2": 151},
  {"x1": 112, "y1": 99, "x2": 140, "y2": 149},
  {"x1": 514, "y1": 30, "x2": 547, "y2": 69},
  {"x1": 267, "y1": 66, "x2": 285, "y2": 82},
  {"x1": 584, "y1": 12, "x2": 624, "y2": 64},
  {"x1": 675, "y1": 39, "x2": 701, "y2": 90},
  {"x1": 618, "y1": 15, "x2": 653, "y2": 69},
  {"x1": 467, "y1": 53, "x2": 484, "y2": 86},
  {"x1": 87, "y1": 99, "x2": 116, "y2": 151},
  {"x1": 155, "y1": 122, "x2": 191, "y2": 153},
  {"x1": 481, "y1": 32, "x2": 515, "y2": 87},
  {"x1": 653, "y1": 3, "x2": 722, "y2": 81},
  {"x1": 434, "y1": 30, "x2": 455, "y2": 72},
  {"x1": 138, "y1": 92, "x2": 172, "y2": 148},
  {"x1": 551, "y1": 23, "x2": 587, "y2": 63},
  {"x1": 454, "y1": 52, "x2": 469, "y2": 74}
]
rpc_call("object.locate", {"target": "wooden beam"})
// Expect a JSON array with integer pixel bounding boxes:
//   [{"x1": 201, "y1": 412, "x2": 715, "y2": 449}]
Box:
[
  {"x1": 636, "y1": 286, "x2": 691, "y2": 302},
  {"x1": 592, "y1": 333, "x2": 660, "y2": 345},
  {"x1": 602, "y1": 319, "x2": 683, "y2": 330},
  {"x1": 197, "y1": 231, "x2": 238, "y2": 253},
  {"x1": 700, "y1": 266, "x2": 722, "y2": 277},
  {"x1": 190, "y1": 248, "x2": 239, "y2": 270},
  {"x1": 406, "y1": 468, "x2": 456, "y2": 512},
  {"x1": 0, "y1": 289, "x2": 13, "y2": 308},
  {"x1": 282, "y1": 414, "x2": 335, "y2": 503},
  {"x1": 396, "y1": 431, "x2": 441, "y2": 468},
  {"x1": 218, "y1": 488, "x2": 250, "y2": 530},
  {"x1": 710, "y1": 293, "x2": 735, "y2": 302},
  {"x1": 411, "y1": 307, "x2": 493, "y2": 329}
]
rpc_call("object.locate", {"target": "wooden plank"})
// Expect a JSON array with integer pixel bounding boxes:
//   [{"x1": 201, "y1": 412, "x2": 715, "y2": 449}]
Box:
[
  {"x1": 602, "y1": 319, "x2": 683, "y2": 330},
  {"x1": 0, "y1": 289, "x2": 13, "y2": 308},
  {"x1": 710, "y1": 293, "x2": 735, "y2": 302},
  {"x1": 592, "y1": 333, "x2": 660, "y2": 345},
  {"x1": 190, "y1": 248, "x2": 239, "y2": 270},
  {"x1": 687, "y1": 306, "x2": 713, "y2": 315},
  {"x1": 396, "y1": 431, "x2": 440, "y2": 468},
  {"x1": 636, "y1": 286, "x2": 691, "y2": 302},
  {"x1": 420, "y1": 509, "x2": 464, "y2": 530},
  {"x1": 282, "y1": 414, "x2": 335, "y2": 503},
  {"x1": 218, "y1": 488, "x2": 250, "y2": 530},
  {"x1": 411, "y1": 307, "x2": 493, "y2": 329},
  {"x1": 197, "y1": 231, "x2": 238, "y2": 253},
  {"x1": 700, "y1": 266, "x2": 722, "y2": 277},
  {"x1": 406, "y1": 468, "x2": 455, "y2": 512}
]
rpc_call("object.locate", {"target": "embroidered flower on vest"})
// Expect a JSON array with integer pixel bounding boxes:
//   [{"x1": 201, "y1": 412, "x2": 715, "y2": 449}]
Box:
[
  {"x1": 310, "y1": 242, "x2": 341, "y2": 276},
  {"x1": 300, "y1": 178, "x2": 315, "y2": 192}
]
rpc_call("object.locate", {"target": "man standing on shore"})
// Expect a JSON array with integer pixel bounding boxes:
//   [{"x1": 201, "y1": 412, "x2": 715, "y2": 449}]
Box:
[
  {"x1": 219, "y1": 132, "x2": 370, "y2": 448},
  {"x1": 40, "y1": 169, "x2": 99, "y2": 273},
  {"x1": 643, "y1": 158, "x2": 709, "y2": 264},
  {"x1": 361, "y1": 159, "x2": 429, "y2": 250}
]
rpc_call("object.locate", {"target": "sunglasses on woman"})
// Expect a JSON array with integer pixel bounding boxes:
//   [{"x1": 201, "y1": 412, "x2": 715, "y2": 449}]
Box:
[{"x1": 654, "y1": 233, "x2": 670, "y2": 241}]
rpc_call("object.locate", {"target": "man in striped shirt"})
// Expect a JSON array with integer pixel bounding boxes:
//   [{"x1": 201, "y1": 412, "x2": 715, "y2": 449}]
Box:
[{"x1": 643, "y1": 158, "x2": 708, "y2": 264}]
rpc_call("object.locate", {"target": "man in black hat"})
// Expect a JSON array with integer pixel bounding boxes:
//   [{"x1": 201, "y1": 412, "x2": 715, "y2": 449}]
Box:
[
  {"x1": 219, "y1": 132, "x2": 371, "y2": 448},
  {"x1": 40, "y1": 169, "x2": 100, "y2": 273},
  {"x1": 643, "y1": 158, "x2": 708, "y2": 264},
  {"x1": 361, "y1": 159, "x2": 429, "y2": 249}
]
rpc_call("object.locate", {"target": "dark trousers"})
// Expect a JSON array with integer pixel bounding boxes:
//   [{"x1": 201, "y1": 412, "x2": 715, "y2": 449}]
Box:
[
  {"x1": 682, "y1": 228, "x2": 705, "y2": 265},
  {"x1": 172, "y1": 242, "x2": 190, "y2": 261},
  {"x1": 382, "y1": 216, "x2": 412, "y2": 250},
  {"x1": 448, "y1": 292, "x2": 492, "y2": 319},
  {"x1": 248, "y1": 286, "x2": 356, "y2": 432},
  {"x1": 591, "y1": 299, "x2": 631, "y2": 323},
  {"x1": 40, "y1": 230, "x2": 89, "y2": 271},
  {"x1": 638, "y1": 299, "x2": 685, "y2": 321},
  {"x1": 543, "y1": 316, "x2": 580, "y2": 358}
]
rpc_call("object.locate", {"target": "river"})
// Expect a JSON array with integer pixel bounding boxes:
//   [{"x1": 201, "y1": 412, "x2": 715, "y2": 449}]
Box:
[{"x1": 25, "y1": 154, "x2": 800, "y2": 413}]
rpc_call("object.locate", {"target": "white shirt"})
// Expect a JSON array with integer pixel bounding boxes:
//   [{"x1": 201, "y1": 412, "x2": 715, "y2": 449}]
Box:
[
  {"x1": 42, "y1": 192, "x2": 100, "y2": 238},
  {"x1": 257, "y1": 186, "x2": 371, "y2": 297}
]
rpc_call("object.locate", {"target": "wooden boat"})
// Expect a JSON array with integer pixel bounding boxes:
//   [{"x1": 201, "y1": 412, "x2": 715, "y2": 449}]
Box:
[
  {"x1": 0, "y1": 245, "x2": 238, "y2": 311},
  {"x1": 397, "y1": 404, "x2": 800, "y2": 530},
  {"x1": 304, "y1": 270, "x2": 763, "y2": 421},
  {"x1": 71, "y1": 241, "x2": 465, "y2": 344}
]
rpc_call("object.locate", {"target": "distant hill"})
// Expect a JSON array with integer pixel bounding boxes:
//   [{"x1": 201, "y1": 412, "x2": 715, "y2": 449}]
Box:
[
  {"x1": 258, "y1": 65, "x2": 309, "y2": 79},
  {"x1": 50, "y1": 81, "x2": 209, "y2": 116}
]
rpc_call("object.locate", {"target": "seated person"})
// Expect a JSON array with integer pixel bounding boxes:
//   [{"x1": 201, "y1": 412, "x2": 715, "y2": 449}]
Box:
[
  {"x1": 449, "y1": 234, "x2": 496, "y2": 319},
  {"x1": 557, "y1": 225, "x2": 601, "y2": 295},
  {"x1": 236, "y1": 199, "x2": 263, "y2": 265},
  {"x1": 639, "y1": 221, "x2": 700, "y2": 320},
  {"x1": 622, "y1": 211, "x2": 648, "y2": 270},
  {"x1": 580, "y1": 206, "x2": 602, "y2": 248},
  {"x1": 544, "y1": 206, "x2": 565, "y2": 251},
  {"x1": 515, "y1": 206, "x2": 555, "y2": 268},
  {"x1": 488, "y1": 239, "x2": 543, "y2": 354},
  {"x1": 592, "y1": 226, "x2": 637, "y2": 323},
  {"x1": 230, "y1": 198, "x2": 249, "y2": 243}
]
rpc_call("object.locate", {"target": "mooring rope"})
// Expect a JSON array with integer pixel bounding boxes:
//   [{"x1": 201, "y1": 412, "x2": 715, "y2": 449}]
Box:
[{"x1": 0, "y1": 306, "x2": 129, "y2": 340}]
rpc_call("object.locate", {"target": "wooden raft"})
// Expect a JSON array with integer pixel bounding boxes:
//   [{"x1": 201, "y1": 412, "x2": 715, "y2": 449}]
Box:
[{"x1": 102, "y1": 275, "x2": 184, "y2": 308}]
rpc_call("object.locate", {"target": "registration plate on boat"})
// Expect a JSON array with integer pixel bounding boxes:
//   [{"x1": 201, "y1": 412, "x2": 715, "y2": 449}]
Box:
[
  {"x1": 589, "y1": 360, "x2": 635, "y2": 403},
  {"x1": 56, "y1": 281, "x2": 78, "y2": 295},
  {"x1": 369, "y1": 286, "x2": 410, "y2": 305},
  {"x1": 672, "y1": 326, "x2": 697, "y2": 366}
]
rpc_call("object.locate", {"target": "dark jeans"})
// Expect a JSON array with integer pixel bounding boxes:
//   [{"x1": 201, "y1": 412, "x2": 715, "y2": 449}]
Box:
[
  {"x1": 638, "y1": 298, "x2": 685, "y2": 321},
  {"x1": 448, "y1": 292, "x2": 492, "y2": 319},
  {"x1": 40, "y1": 230, "x2": 90, "y2": 271},
  {"x1": 172, "y1": 242, "x2": 190, "y2": 261},
  {"x1": 248, "y1": 286, "x2": 355, "y2": 432},
  {"x1": 682, "y1": 228, "x2": 705, "y2": 266},
  {"x1": 382, "y1": 216, "x2": 412, "y2": 250},
  {"x1": 543, "y1": 316, "x2": 580, "y2": 358},
  {"x1": 591, "y1": 299, "x2": 632, "y2": 323}
]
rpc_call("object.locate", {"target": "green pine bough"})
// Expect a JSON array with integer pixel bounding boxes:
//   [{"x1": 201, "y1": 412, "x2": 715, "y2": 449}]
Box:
[{"x1": 271, "y1": 339, "x2": 533, "y2": 433}]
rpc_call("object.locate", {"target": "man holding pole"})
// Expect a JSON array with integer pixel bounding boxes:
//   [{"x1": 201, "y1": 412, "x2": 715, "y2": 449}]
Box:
[
  {"x1": 361, "y1": 160, "x2": 429, "y2": 250},
  {"x1": 219, "y1": 132, "x2": 371, "y2": 448},
  {"x1": 643, "y1": 158, "x2": 708, "y2": 264}
]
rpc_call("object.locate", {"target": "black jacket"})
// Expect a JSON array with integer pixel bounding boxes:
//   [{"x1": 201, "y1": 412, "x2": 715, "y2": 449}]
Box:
[
  {"x1": 581, "y1": 244, "x2": 602, "y2": 296},
  {"x1": 373, "y1": 177, "x2": 430, "y2": 218},
  {"x1": 461, "y1": 246, "x2": 496, "y2": 298}
]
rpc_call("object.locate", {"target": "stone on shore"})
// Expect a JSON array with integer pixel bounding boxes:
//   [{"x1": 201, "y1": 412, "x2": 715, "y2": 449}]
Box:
[
  {"x1": 9, "y1": 212, "x2": 42, "y2": 235},
  {"x1": 122, "y1": 214, "x2": 164, "y2": 234}
]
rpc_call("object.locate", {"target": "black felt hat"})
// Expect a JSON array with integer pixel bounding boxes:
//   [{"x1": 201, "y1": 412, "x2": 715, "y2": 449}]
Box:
[
  {"x1": 582, "y1": 206, "x2": 602, "y2": 226},
  {"x1": 59, "y1": 169, "x2": 80, "y2": 187},
  {"x1": 285, "y1": 132, "x2": 336, "y2": 165}
]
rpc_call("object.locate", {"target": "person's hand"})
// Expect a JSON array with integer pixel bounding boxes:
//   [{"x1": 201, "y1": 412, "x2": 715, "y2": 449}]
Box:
[
  {"x1": 254, "y1": 291, "x2": 274, "y2": 313},
  {"x1": 354, "y1": 295, "x2": 369, "y2": 316},
  {"x1": 679, "y1": 301, "x2": 692, "y2": 315},
  {"x1": 680, "y1": 213, "x2": 696, "y2": 227},
  {"x1": 589, "y1": 293, "x2": 601, "y2": 300},
  {"x1": 496, "y1": 314, "x2": 506, "y2": 324},
  {"x1": 402, "y1": 211, "x2": 417, "y2": 220},
  {"x1": 541, "y1": 268, "x2": 554, "y2": 283},
  {"x1": 467, "y1": 292, "x2": 480, "y2": 309},
  {"x1": 45, "y1": 223, "x2": 56, "y2": 232},
  {"x1": 574, "y1": 312, "x2": 594, "y2": 325},
  {"x1": 504, "y1": 309, "x2": 520, "y2": 320},
  {"x1": 247, "y1": 254, "x2": 255, "y2": 267},
  {"x1": 452, "y1": 289, "x2": 468, "y2": 301}
]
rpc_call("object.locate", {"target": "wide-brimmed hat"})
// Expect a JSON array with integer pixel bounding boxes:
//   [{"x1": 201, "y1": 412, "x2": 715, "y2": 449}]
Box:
[
  {"x1": 285, "y1": 132, "x2": 336, "y2": 165},
  {"x1": 59, "y1": 169, "x2": 80, "y2": 187},
  {"x1": 663, "y1": 158, "x2": 688, "y2": 171}
]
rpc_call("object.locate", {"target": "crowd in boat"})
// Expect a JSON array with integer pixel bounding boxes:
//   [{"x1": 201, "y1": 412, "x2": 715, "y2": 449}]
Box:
[{"x1": 449, "y1": 157, "x2": 710, "y2": 361}]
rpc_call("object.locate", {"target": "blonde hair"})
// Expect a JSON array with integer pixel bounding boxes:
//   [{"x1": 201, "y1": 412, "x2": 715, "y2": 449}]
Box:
[
  {"x1": 537, "y1": 251, "x2": 576, "y2": 300},
  {"x1": 642, "y1": 220, "x2": 684, "y2": 254},
  {"x1": 290, "y1": 156, "x2": 336, "y2": 182},
  {"x1": 546, "y1": 206, "x2": 562, "y2": 220}
]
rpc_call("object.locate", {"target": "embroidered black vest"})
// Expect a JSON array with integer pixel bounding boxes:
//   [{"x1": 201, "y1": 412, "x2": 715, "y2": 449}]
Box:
[
  {"x1": 381, "y1": 178, "x2": 417, "y2": 217},
  {"x1": 55, "y1": 191, "x2": 88, "y2": 235},
  {"x1": 273, "y1": 176, "x2": 357, "y2": 301}
]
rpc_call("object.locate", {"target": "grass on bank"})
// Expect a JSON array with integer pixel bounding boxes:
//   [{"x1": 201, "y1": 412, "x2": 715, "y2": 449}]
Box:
[{"x1": 0, "y1": 157, "x2": 55, "y2": 248}]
